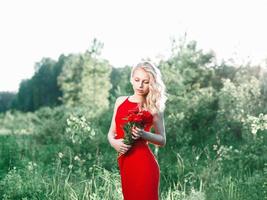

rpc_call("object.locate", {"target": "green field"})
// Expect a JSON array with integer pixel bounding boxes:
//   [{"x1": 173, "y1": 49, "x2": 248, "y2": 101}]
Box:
[
  {"x1": 0, "y1": 104, "x2": 266, "y2": 200},
  {"x1": 0, "y1": 40, "x2": 266, "y2": 199}
]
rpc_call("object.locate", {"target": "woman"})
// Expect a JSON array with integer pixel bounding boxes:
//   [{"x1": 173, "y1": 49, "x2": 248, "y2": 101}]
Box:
[{"x1": 107, "y1": 61, "x2": 167, "y2": 200}]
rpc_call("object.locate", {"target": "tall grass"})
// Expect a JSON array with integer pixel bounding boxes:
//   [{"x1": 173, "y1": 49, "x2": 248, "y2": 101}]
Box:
[{"x1": 0, "y1": 107, "x2": 265, "y2": 199}]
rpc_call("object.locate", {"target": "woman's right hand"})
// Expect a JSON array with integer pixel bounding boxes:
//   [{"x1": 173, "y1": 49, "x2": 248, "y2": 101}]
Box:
[{"x1": 112, "y1": 138, "x2": 132, "y2": 155}]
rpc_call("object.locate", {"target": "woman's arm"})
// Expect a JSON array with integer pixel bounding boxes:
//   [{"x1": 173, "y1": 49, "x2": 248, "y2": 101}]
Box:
[
  {"x1": 107, "y1": 97, "x2": 122, "y2": 147},
  {"x1": 107, "y1": 111, "x2": 116, "y2": 148},
  {"x1": 107, "y1": 96, "x2": 132, "y2": 154},
  {"x1": 132, "y1": 112, "x2": 166, "y2": 146}
]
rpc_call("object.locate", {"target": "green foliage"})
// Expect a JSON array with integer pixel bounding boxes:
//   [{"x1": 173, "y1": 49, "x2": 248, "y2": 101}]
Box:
[
  {"x1": 0, "y1": 110, "x2": 36, "y2": 135},
  {"x1": 259, "y1": 70, "x2": 267, "y2": 114},
  {"x1": 0, "y1": 168, "x2": 24, "y2": 199},
  {"x1": 31, "y1": 57, "x2": 63, "y2": 110},
  {"x1": 211, "y1": 62, "x2": 238, "y2": 90},
  {"x1": 1, "y1": 37, "x2": 267, "y2": 199},
  {"x1": 33, "y1": 106, "x2": 67, "y2": 144},
  {"x1": 109, "y1": 66, "x2": 132, "y2": 104},
  {"x1": 0, "y1": 92, "x2": 16, "y2": 113},
  {"x1": 216, "y1": 76, "x2": 262, "y2": 142},
  {"x1": 58, "y1": 51, "x2": 112, "y2": 116},
  {"x1": 14, "y1": 79, "x2": 34, "y2": 112},
  {"x1": 167, "y1": 39, "x2": 215, "y2": 88},
  {"x1": 0, "y1": 136, "x2": 22, "y2": 178},
  {"x1": 10, "y1": 57, "x2": 64, "y2": 112},
  {"x1": 0, "y1": 165, "x2": 47, "y2": 200}
]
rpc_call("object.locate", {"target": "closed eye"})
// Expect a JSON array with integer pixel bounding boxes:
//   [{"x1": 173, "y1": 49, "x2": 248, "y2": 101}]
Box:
[{"x1": 134, "y1": 78, "x2": 149, "y2": 84}]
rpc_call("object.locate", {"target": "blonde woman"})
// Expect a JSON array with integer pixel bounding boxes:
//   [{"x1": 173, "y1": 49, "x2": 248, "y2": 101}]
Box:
[{"x1": 107, "y1": 61, "x2": 167, "y2": 200}]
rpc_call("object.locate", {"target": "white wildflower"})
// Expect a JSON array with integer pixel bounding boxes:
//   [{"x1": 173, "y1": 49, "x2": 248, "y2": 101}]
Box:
[
  {"x1": 28, "y1": 162, "x2": 34, "y2": 171},
  {"x1": 74, "y1": 156, "x2": 80, "y2": 161},
  {"x1": 251, "y1": 128, "x2": 258, "y2": 135},
  {"x1": 58, "y1": 152, "x2": 64, "y2": 158},
  {"x1": 81, "y1": 116, "x2": 86, "y2": 122},
  {"x1": 91, "y1": 130, "x2": 96, "y2": 137}
]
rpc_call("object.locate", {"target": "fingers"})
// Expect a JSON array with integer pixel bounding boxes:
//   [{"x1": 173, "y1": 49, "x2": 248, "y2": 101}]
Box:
[
  {"x1": 119, "y1": 145, "x2": 131, "y2": 154},
  {"x1": 119, "y1": 142, "x2": 132, "y2": 154},
  {"x1": 117, "y1": 139, "x2": 131, "y2": 148},
  {"x1": 132, "y1": 133, "x2": 139, "y2": 140},
  {"x1": 131, "y1": 126, "x2": 143, "y2": 140},
  {"x1": 122, "y1": 143, "x2": 131, "y2": 148}
]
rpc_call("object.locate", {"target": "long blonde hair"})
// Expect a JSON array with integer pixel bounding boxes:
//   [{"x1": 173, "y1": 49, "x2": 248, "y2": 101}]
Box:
[{"x1": 130, "y1": 61, "x2": 167, "y2": 114}]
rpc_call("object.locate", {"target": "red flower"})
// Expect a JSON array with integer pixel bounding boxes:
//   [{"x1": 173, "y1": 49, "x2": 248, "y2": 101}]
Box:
[
  {"x1": 122, "y1": 109, "x2": 153, "y2": 145},
  {"x1": 141, "y1": 111, "x2": 153, "y2": 124}
]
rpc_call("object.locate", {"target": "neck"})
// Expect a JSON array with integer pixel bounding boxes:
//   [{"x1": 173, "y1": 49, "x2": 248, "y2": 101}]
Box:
[{"x1": 131, "y1": 94, "x2": 146, "y2": 103}]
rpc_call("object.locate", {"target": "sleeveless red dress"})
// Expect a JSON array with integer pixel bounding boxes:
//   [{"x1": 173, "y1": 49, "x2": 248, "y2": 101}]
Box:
[{"x1": 115, "y1": 96, "x2": 160, "y2": 200}]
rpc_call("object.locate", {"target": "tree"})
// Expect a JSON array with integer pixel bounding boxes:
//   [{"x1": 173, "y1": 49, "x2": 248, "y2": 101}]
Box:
[
  {"x1": 15, "y1": 79, "x2": 34, "y2": 111},
  {"x1": 58, "y1": 39, "x2": 112, "y2": 116},
  {"x1": 109, "y1": 66, "x2": 132, "y2": 105},
  {"x1": 0, "y1": 92, "x2": 16, "y2": 113},
  {"x1": 31, "y1": 57, "x2": 63, "y2": 110}
]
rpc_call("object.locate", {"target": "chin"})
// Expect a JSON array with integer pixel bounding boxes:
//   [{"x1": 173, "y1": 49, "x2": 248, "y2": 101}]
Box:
[
  {"x1": 137, "y1": 92, "x2": 148, "y2": 96},
  {"x1": 134, "y1": 89, "x2": 148, "y2": 96}
]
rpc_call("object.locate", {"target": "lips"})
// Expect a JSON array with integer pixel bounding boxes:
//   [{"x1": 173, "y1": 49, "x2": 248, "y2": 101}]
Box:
[{"x1": 137, "y1": 89, "x2": 143, "y2": 92}]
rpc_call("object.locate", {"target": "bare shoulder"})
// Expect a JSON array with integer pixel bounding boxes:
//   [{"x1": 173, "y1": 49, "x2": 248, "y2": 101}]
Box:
[{"x1": 114, "y1": 96, "x2": 128, "y2": 108}]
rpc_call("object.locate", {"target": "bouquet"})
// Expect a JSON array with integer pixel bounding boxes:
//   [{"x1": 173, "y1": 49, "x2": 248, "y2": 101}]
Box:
[{"x1": 122, "y1": 109, "x2": 153, "y2": 145}]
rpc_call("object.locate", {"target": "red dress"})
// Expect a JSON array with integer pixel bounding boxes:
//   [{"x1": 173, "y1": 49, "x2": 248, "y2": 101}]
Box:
[{"x1": 115, "y1": 96, "x2": 160, "y2": 200}]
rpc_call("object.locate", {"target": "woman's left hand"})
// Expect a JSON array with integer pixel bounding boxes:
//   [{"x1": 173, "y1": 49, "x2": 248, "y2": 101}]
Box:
[{"x1": 131, "y1": 126, "x2": 144, "y2": 140}]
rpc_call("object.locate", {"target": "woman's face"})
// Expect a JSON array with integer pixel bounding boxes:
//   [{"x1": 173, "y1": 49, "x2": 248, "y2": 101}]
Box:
[{"x1": 131, "y1": 67, "x2": 150, "y2": 96}]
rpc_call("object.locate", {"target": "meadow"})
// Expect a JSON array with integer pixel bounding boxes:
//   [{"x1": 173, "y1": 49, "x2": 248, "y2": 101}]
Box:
[{"x1": 0, "y1": 40, "x2": 266, "y2": 199}]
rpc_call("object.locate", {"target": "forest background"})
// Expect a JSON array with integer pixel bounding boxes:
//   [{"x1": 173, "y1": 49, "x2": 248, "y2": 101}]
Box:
[{"x1": 0, "y1": 37, "x2": 266, "y2": 199}]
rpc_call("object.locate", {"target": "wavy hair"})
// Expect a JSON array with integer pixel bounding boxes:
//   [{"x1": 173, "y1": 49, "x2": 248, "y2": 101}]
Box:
[{"x1": 130, "y1": 61, "x2": 167, "y2": 114}]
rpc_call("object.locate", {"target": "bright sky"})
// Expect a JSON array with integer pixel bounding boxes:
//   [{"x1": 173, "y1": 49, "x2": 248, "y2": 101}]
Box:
[{"x1": 0, "y1": 0, "x2": 267, "y2": 92}]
